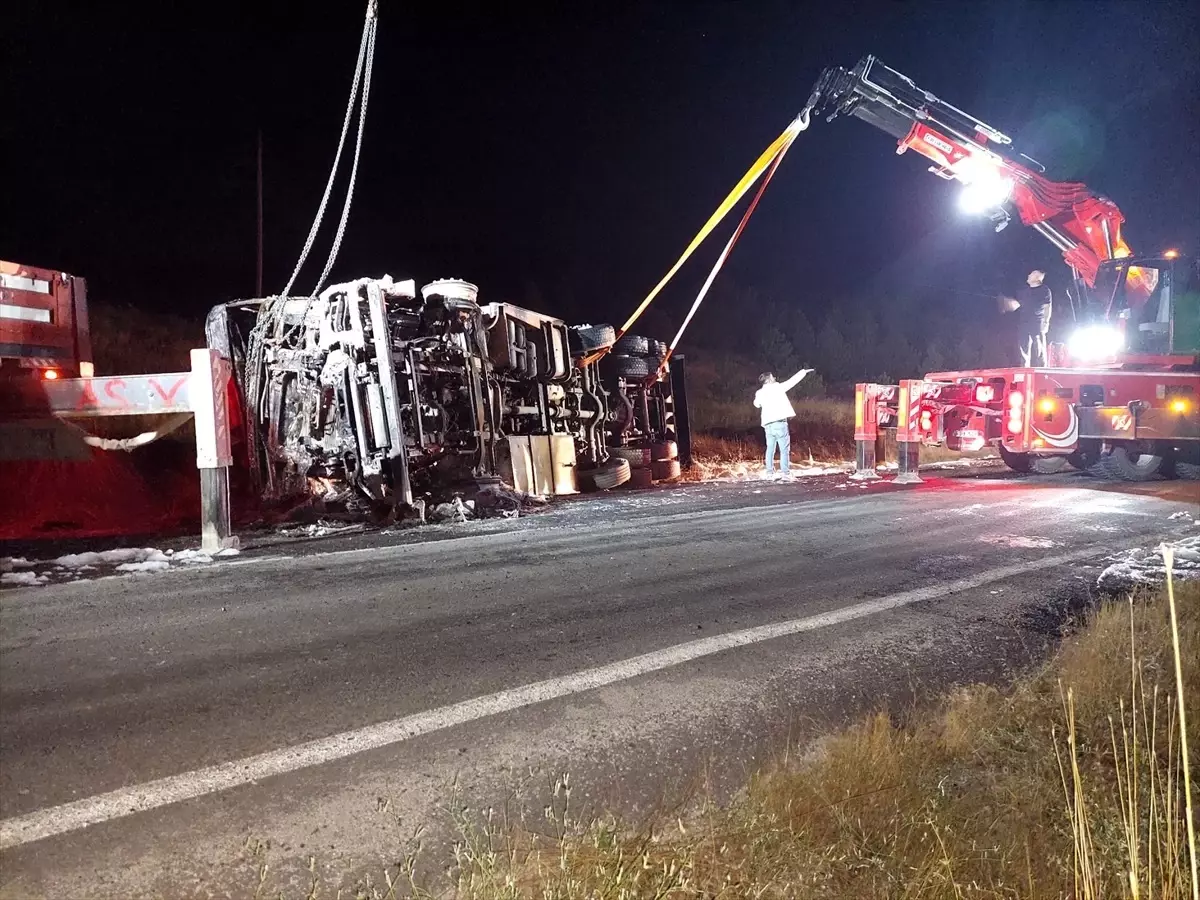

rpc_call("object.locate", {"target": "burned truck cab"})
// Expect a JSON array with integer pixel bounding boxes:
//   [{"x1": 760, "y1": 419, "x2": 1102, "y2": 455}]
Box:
[{"x1": 206, "y1": 275, "x2": 687, "y2": 517}]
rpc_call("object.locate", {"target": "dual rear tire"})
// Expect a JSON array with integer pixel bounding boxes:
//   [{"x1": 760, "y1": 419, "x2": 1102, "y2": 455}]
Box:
[{"x1": 999, "y1": 440, "x2": 1193, "y2": 482}]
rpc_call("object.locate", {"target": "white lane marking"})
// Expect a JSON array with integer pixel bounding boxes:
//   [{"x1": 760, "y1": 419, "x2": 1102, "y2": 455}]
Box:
[{"x1": 0, "y1": 546, "x2": 1102, "y2": 850}]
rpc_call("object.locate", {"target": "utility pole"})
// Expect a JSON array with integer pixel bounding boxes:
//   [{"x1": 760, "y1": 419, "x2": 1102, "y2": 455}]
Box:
[{"x1": 256, "y1": 128, "x2": 264, "y2": 297}]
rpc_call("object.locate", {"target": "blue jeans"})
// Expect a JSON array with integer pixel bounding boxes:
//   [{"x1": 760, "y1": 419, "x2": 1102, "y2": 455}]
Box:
[{"x1": 764, "y1": 420, "x2": 791, "y2": 474}]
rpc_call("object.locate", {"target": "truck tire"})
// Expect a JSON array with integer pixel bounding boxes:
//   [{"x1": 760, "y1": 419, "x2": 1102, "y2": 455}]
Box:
[
  {"x1": 651, "y1": 459, "x2": 682, "y2": 482},
  {"x1": 1097, "y1": 444, "x2": 1167, "y2": 482},
  {"x1": 591, "y1": 458, "x2": 632, "y2": 491},
  {"x1": 610, "y1": 446, "x2": 652, "y2": 468},
  {"x1": 573, "y1": 324, "x2": 616, "y2": 350},
  {"x1": 613, "y1": 334, "x2": 651, "y2": 356},
  {"x1": 1030, "y1": 456, "x2": 1070, "y2": 474},
  {"x1": 612, "y1": 354, "x2": 653, "y2": 378},
  {"x1": 1067, "y1": 443, "x2": 1100, "y2": 471},
  {"x1": 651, "y1": 440, "x2": 678, "y2": 461},
  {"x1": 997, "y1": 444, "x2": 1032, "y2": 473},
  {"x1": 626, "y1": 466, "x2": 654, "y2": 489},
  {"x1": 998, "y1": 445, "x2": 1071, "y2": 475}
]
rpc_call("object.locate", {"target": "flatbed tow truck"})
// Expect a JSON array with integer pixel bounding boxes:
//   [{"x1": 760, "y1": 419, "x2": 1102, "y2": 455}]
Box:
[{"x1": 796, "y1": 57, "x2": 1199, "y2": 482}]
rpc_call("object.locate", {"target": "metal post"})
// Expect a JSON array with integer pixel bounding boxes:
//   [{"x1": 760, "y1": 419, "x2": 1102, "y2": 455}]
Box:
[
  {"x1": 895, "y1": 439, "x2": 922, "y2": 483},
  {"x1": 191, "y1": 349, "x2": 238, "y2": 553},
  {"x1": 200, "y1": 466, "x2": 233, "y2": 554},
  {"x1": 850, "y1": 383, "x2": 880, "y2": 480},
  {"x1": 893, "y1": 378, "x2": 924, "y2": 485}
]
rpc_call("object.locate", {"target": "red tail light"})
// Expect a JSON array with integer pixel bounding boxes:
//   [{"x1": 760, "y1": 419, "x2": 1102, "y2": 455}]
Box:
[
  {"x1": 1007, "y1": 388, "x2": 1024, "y2": 408},
  {"x1": 42, "y1": 369, "x2": 60, "y2": 381},
  {"x1": 919, "y1": 410, "x2": 933, "y2": 431}
]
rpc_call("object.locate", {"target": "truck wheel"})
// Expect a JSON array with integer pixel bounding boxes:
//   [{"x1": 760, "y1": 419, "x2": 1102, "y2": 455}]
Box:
[
  {"x1": 613, "y1": 334, "x2": 651, "y2": 356},
  {"x1": 1031, "y1": 456, "x2": 1071, "y2": 474},
  {"x1": 1067, "y1": 443, "x2": 1100, "y2": 471},
  {"x1": 626, "y1": 466, "x2": 654, "y2": 489},
  {"x1": 591, "y1": 458, "x2": 632, "y2": 491},
  {"x1": 651, "y1": 459, "x2": 682, "y2": 482},
  {"x1": 610, "y1": 446, "x2": 652, "y2": 468},
  {"x1": 997, "y1": 445, "x2": 1033, "y2": 473},
  {"x1": 651, "y1": 440, "x2": 678, "y2": 460},
  {"x1": 611, "y1": 355, "x2": 653, "y2": 378},
  {"x1": 1098, "y1": 444, "x2": 1167, "y2": 482},
  {"x1": 572, "y1": 324, "x2": 616, "y2": 350}
]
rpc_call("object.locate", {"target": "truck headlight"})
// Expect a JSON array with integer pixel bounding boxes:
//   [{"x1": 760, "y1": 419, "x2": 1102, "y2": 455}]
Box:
[{"x1": 1067, "y1": 325, "x2": 1123, "y2": 362}]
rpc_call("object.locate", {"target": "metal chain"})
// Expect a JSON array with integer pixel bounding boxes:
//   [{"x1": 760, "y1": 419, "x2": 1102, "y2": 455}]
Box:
[
  {"x1": 313, "y1": 15, "x2": 377, "y2": 296},
  {"x1": 279, "y1": 3, "x2": 376, "y2": 297}
]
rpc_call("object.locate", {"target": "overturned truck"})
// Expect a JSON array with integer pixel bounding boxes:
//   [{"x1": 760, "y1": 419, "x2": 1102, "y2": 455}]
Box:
[{"x1": 205, "y1": 276, "x2": 689, "y2": 515}]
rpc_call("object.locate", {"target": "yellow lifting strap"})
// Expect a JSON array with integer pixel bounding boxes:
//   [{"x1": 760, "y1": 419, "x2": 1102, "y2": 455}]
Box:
[
  {"x1": 653, "y1": 132, "x2": 798, "y2": 381},
  {"x1": 580, "y1": 111, "x2": 810, "y2": 366}
]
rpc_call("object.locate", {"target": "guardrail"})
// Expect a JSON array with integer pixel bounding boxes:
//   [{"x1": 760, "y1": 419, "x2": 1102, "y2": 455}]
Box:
[{"x1": 0, "y1": 349, "x2": 236, "y2": 552}]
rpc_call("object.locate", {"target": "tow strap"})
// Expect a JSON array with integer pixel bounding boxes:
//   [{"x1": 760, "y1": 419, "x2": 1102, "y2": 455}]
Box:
[
  {"x1": 583, "y1": 110, "x2": 810, "y2": 367},
  {"x1": 655, "y1": 126, "x2": 799, "y2": 378}
]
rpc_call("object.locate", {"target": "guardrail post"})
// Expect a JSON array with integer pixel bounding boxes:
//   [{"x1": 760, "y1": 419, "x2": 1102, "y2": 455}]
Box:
[
  {"x1": 850, "y1": 383, "x2": 880, "y2": 480},
  {"x1": 894, "y1": 378, "x2": 924, "y2": 485},
  {"x1": 190, "y1": 348, "x2": 238, "y2": 553}
]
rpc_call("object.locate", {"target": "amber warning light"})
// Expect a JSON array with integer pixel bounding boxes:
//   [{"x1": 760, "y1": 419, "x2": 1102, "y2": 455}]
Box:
[{"x1": 41, "y1": 369, "x2": 60, "y2": 381}]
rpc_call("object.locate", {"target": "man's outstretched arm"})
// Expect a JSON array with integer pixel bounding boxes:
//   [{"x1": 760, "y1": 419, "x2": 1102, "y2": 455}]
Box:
[{"x1": 779, "y1": 367, "x2": 813, "y2": 392}]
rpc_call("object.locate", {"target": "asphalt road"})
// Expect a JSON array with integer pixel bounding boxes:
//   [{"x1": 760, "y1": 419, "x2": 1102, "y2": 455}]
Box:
[{"x1": 1, "y1": 469, "x2": 1196, "y2": 898}]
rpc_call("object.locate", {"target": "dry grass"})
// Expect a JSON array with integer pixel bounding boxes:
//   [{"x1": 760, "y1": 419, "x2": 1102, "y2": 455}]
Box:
[{"x1": 353, "y1": 577, "x2": 1195, "y2": 900}]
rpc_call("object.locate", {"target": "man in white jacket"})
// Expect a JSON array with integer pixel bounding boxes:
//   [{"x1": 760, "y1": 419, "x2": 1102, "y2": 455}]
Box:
[{"x1": 753, "y1": 368, "x2": 813, "y2": 478}]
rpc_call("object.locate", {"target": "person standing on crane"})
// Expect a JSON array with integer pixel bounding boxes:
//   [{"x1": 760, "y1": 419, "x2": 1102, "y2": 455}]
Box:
[
  {"x1": 1015, "y1": 270, "x2": 1052, "y2": 367},
  {"x1": 753, "y1": 367, "x2": 813, "y2": 479}
]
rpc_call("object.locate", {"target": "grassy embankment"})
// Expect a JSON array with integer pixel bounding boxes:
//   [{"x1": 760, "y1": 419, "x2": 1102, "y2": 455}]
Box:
[{"x1": 252, "y1": 572, "x2": 1199, "y2": 899}]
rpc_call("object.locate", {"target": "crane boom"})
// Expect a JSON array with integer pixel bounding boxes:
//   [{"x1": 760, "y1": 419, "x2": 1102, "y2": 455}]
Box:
[{"x1": 801, "y1": 55, "x2": 1155, "y2": 306}]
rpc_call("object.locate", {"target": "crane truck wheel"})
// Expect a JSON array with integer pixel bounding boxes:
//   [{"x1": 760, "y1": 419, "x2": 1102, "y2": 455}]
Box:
[
  {"x1": 1096, "y1": 443, "x2": 1168, "y2": 482},
  {"x1": 1029, "y1": 456, "x2": 1071, "y2": 474},
  {"x1": 998, "y1": 445, "x2": 1071, "y2": 474},
  {"x1": 997, "y1": 445, "x2": 1033, "y2": 473},
  {"x1": 1067, "y1": 442, "x2": 1100, "y2": 471}
]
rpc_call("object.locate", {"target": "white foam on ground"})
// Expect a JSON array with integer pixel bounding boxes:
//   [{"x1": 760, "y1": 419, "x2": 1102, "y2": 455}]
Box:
[
  {"x1": 115, "y1": 560, "x2": 172, "y2": 574},
  {"x1": 1098, "y1": 535, "x2": 1200, "y2": 591},
  {"x1": 53, "y1": 548, "x2": 168, "y2": 569},
  {"x1": 1, "y1": 572, "x2": 49, "y2": 587},
  {"x1": 2, "y1": 544, "x2": 242, "y2": 588},
  {"x1": 979, "y1": 534, "x2": 1058, "y2": 549}
]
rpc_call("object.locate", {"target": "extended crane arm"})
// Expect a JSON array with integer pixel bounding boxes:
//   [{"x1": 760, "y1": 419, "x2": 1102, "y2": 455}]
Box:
[{"x1": 801, "y1": 56, "x2": 1151, "y2": 302}]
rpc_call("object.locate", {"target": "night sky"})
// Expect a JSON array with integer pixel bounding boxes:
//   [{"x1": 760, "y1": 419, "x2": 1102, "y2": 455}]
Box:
[{"x1": 4, "y1": 0, "x2": 1198, "y2": 333}]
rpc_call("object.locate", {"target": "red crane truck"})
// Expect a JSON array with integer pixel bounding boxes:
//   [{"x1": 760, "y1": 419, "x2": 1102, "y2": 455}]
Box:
[{"x1": 803, "y1": 56, "x2": 1199, "y2": 481}]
